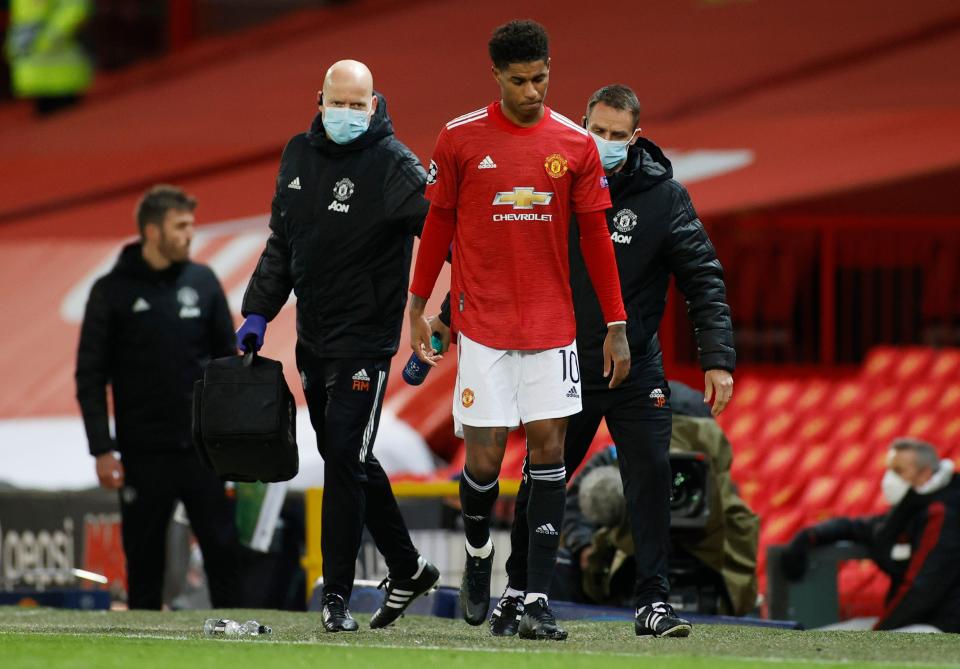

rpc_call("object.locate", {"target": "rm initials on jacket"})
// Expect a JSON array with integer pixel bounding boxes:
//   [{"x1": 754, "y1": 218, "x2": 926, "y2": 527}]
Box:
[{"x1": 328, "y1": 200, "x2": 350, "y2": 213}]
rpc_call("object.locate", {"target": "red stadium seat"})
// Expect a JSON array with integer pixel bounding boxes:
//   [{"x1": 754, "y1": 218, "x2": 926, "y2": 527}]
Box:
[
  {"x1": 799, "y1": 476, "x2": 841, "y2": 522},
  {"x1": 834, "y1": 477, "x2": 879, "y2": 516},
  {"x1": 832, "y1": 381, "x2": 867, "y2": 413},
  {"x1": 890, "y1": 348, "x2": 936, "y2": 383},
  {"x1": 937, "y1": 384, "x2": 960, "y2": 413},
  {"x1": 730, "y1": 377, "x2": 765, "y2": 410},
  {"x1": 759, "y1": 508, "x2": 805, "y2": 547},
  {"x1": 833, "y1": 413, "x2": 869, "y2": 441},
  {"x1": 863, "y1": 445, "x2": 891, "y2": 477},
  {"x1": 903, "y1": 385, "x2": 938, "y2": 413},
  {"x1": 763, "y1": 380, "x2": 801, "y2": 412},
  {"x1": 830, "y1": 442, "x2": 871, "y2": 480},
  {"x1": 796, "y1": 443, "x2": 833, "y2": 481},
  {"x1": 795, "y1": 414, "x2": 835, "y2": 443},
  {"x1": 794, "y1": 379, "x2": 834, "y2": 414},
  {"x1": 862, "y1": 347, "x2": 899, "y2": 379},
  {"x1": 737, "y1": 479, "x2": 764, "y2": 515},
  {"x1": 863, "y1": 413, "x2": 906, "y2": 444},
  {"x1": 759, "y1": 442, "x2": 803, "y2": 486},
  {"x1": 901, "y1": 412, "x2": 941, "y2": 442},
  {"x1": 928, "y1": 350, "x2": 960, "y2": 381},
  {"x1": 730, "y1": 446, "x2": 765, "y2": 483},
  {"x1": 937, "y1": 416, "x2": 960, "y2": 449},
  {"x1": 724, "y1": 411, "x2": 762, "y2": 444},
  {"x1": 757, "y1": 411, "x2": 797, "y2": 443},
  {"x1": 766, "y1": 480, "x2": 806, "y2": 513},
  {"x1": 866, "y1": 386, "x2": 900, "y2": 414}
]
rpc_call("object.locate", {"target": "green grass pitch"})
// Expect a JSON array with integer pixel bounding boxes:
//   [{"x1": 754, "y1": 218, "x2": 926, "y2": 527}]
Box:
[{"x1": 2, "y1": 607, "x2": 959, "y2": 669}]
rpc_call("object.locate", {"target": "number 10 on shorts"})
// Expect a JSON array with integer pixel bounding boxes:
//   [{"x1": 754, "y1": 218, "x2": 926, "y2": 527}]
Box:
[{"x1": 559, "y1": 350, "x2": 580, "y2": 383}]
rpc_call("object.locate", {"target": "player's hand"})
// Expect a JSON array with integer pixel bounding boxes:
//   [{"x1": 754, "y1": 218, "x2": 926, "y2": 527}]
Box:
[
  {"x1": 704, "y1": 369, "x2": 734, "y2": 417},
  {"x1": 409, "y1": 305, "x2": 442, "y2": 366},
  {"x1": 603, "y1": 324, "x2": 630, "y2": 389},
  {"x1": 427, "y1": 315, "x2": 451, "y2": 353},
  {"x1": 95, "y1": 452, "x2": 125, "y2": 490}
]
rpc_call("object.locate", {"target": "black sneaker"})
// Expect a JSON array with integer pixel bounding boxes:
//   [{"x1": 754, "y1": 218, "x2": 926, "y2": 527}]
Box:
[
  {"x1": 369, "y1": 558, "x2": 441, "y2": 629},
  {"x1": 489, "y1": 590, "x2": 524, "y2": 637},
  {"x1": 518, "y1": 597, "x2": 567, "y2": 641},
  {"x1": 459, "y1": 547, "x2": 494, "y2": 626},
  {"x1": 322, "y1": 593, "x2": 359, "y2": 632},
  {"x1": 634, "y1": 603, "x2": 692, "y2": 638}
]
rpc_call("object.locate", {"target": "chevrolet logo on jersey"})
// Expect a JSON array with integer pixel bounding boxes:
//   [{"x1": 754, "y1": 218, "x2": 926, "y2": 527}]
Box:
[
  {"x1": 492, "y1": 187, "x2": 554, "y2": 221},
  {"x1": 493, "y1": 187, "x2": 553, "y2": 209}
]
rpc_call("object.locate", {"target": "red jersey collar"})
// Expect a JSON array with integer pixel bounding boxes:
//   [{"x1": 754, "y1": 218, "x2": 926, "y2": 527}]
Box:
[{"x1": 489, "y1": 100, "x2": 551, "y2": 135}]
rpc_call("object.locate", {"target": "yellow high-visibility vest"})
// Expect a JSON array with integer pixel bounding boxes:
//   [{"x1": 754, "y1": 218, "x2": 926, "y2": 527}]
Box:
[{"x1": 5, "y1": 0, "x2": 93, "y2": 98}]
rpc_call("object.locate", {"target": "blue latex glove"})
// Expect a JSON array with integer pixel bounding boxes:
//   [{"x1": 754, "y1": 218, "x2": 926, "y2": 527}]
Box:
[{"x1": 236, "y1": 314, "x2": 267, "y2": 352}]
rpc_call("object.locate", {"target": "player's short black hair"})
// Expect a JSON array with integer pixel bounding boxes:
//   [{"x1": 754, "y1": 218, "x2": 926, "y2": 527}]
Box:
[
  {"x1": 135, "y1": 184, "x2": 196, "y2": 237},
  {"x1": 488, "y1": 20, "x2": 549, "y2": 70},
  {"x1": 586, "y1": 84, "x2": 642, "y2": 129}
]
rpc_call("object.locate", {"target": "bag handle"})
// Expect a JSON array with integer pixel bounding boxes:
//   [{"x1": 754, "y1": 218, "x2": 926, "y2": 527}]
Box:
[{"x1": 242, "y1": 334, "x2": 258, "y2": 368}]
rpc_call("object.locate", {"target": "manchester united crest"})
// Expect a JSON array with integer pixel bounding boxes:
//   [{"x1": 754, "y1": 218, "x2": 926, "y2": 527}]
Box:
[
  {"x1": 461, "y1": 388, "x2": 475, "y2": 408},
  {"x1": 333, "y1": 178, "x2": 355, "y2": 202},
  {"x1": 544, "y1": 153, "x2": 568, "y2": 179}
]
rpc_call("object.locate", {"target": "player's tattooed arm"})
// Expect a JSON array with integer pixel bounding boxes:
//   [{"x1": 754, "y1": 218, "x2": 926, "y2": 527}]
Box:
[
  {"x1": 408, "y1": 295, "x2": 443, "y2": 365},
  {"x1": 603, "y1": 323, "x2": 630, "y2": 388}
]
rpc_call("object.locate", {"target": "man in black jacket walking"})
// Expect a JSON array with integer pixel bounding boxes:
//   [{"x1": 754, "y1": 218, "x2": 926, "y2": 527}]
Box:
[
  {"x1": 237, "y1": 60, "x2": 439, "y2": 632},
  {"x1": 75, "y1": 184, "x2": 241, "y2": 609},
  {"x1": 436, "y1": 84, "x2": 735, "y2": 637}
]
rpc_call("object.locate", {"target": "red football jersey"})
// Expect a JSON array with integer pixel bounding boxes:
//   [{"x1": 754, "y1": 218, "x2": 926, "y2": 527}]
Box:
[{"x1": 426, "y1": 101, "x2": 612, "y2": 350}]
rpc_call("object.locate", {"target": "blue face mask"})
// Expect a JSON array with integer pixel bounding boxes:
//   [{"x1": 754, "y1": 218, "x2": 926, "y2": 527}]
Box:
[
  {"x1": 590, "y1": 132, "x2": 636, "y2": 171},
  {"x1": 322, "y1": 106, "x2": 371, "y2": 145}
]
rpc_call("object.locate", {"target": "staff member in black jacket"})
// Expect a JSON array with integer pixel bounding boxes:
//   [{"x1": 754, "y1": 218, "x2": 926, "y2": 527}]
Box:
[
  {"x1": 782, "y1": 439, "x2": 960, "y2": 632},
  {"x1": 75, "y1": 185, "x2": 241, "y2": 609},
  {"x1": 437, "y1": 84, "x2": 736, "y2": 638},
  {"x1": 237, "y1": 60, "x2": 439, "y2": 633}
]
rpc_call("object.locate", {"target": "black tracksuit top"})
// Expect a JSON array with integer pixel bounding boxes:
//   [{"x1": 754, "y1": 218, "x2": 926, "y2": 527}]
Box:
[
  {"x1": 570, "y1": 139, "x2": 736, "y2": 390},
  {"x1": 75, "y1": 243, "x2": 236, "y2": 455},
  {"x1": 241, "y1": 93, "x2": 430, "y2": 359}
]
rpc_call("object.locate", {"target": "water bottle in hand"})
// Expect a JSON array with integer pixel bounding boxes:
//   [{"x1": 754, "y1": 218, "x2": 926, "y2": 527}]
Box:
[{"x1": 402, "y1": 333, "x2": 444, "y2": 386}]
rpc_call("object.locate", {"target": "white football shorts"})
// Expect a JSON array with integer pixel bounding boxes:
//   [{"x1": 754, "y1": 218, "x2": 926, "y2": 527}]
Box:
[{"x1": 452, "y1": 331, "x2": 582, "y2": 435}]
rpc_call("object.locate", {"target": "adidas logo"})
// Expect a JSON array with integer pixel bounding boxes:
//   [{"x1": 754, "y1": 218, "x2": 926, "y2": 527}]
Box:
[
  {"x1": 132, "y1": 297, "x2": 151, "y2": 313},
  {"x1": 478, "y1": 155, "x2": 497, "y2": 169},
  {"x1": 566, "y1": 386, "x2": 579, "y2": 399},
  {"x1": 352, "y1": 369, "x2": 370, "y2": 382},
  {"x1": 288, "y1": 177, "x2": 301, "y2": 190},
  {"x1": 535, "y1": 523, "x2": 558, "y2": 536}
]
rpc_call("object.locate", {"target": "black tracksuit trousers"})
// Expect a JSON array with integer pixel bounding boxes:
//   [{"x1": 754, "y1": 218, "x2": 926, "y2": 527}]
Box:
[
  {"x1": 297, "y1": 344, "x2": 419, "y2": 602},
  {"x1": 505, "y1": 378, "x2": 673, "y2": 607},
  {"x1": 120, "y1": 450, "x2": 241, "y2": 610}
]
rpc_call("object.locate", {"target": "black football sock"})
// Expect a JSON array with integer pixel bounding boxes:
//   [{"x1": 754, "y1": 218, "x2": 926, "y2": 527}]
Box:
[
  {"x1": 526, "y1": 462, "x2": 566, "y2": 600},
  {"x1": 460, "y1": 467, "x2": 499, "y2": 553}
]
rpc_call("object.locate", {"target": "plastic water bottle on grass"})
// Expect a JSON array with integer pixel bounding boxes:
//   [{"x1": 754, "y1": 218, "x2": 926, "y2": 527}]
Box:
[{"x1": 203, "y1": 618, "x2": 272, "y2": 637}]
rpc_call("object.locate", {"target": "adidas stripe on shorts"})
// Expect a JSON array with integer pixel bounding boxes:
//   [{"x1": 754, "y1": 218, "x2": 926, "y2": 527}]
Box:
[{"x1": 452, "y1": 331, "x2": 582, "y2": 433}]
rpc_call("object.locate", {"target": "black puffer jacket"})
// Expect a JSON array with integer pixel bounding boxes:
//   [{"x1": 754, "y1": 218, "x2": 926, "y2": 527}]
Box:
[
  {"x1": 570, "y1": 138, "x2": 735, "y2": 390},
  {"x1": 241, "y1": 93, "x2": 429, "y2": 358},
  {"x1": 75, "y1": 243, "x2": 236, "y2": 455}
]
